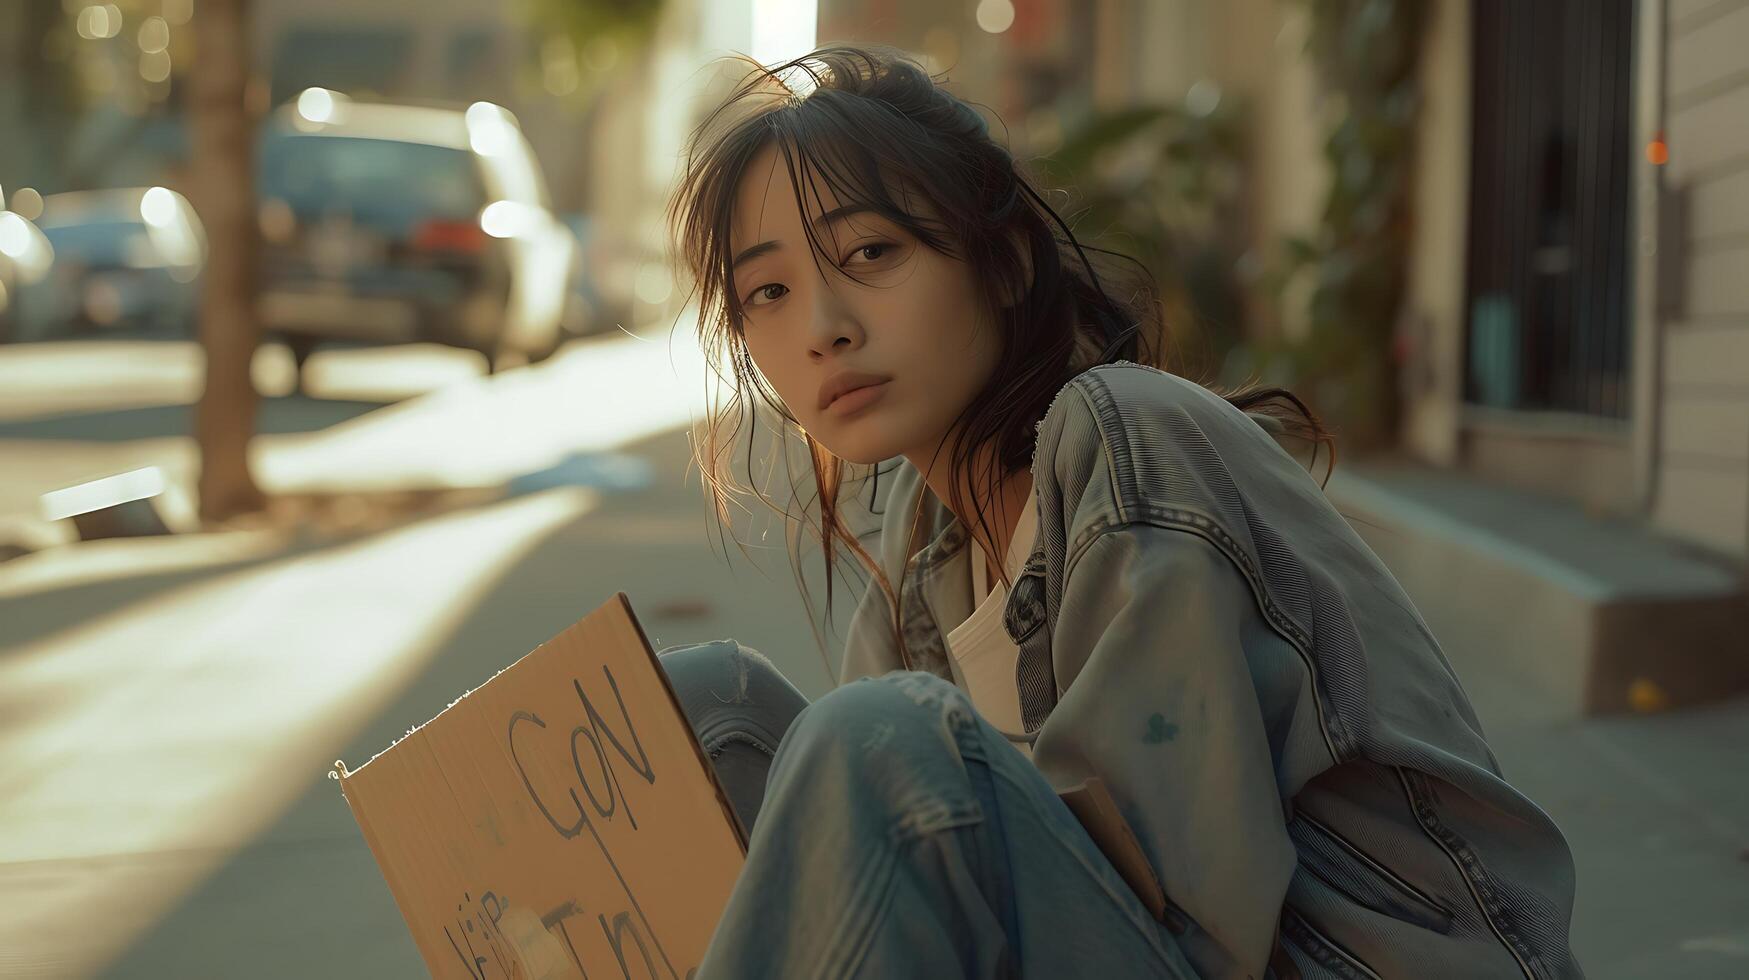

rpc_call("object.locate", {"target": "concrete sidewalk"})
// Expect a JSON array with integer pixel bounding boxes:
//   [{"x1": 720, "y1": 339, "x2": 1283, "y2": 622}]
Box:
[
  {"x1": 0, "y1": 337, "x2": 1744, "y2": 977},
  {"x1": 1331, "y1": 461, "x2": 1749, "y2": 976},
  {"x1": 0, "y1": 421, "x2": 856, "y2": 978},
  {"x1": 0, "y1": 332, "x2": 864, "y2": 978},
  {"x1": 1439, "y1": 619, "x2": 1749, "y2": 978}
]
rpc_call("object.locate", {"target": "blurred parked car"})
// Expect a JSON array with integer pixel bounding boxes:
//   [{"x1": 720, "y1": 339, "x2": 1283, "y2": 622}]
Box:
[
  {"x1": 22, "y1": 187, "x2": 206, "y2": 341},
  {"x1": 0, "y1": 208, "x2": 56, "y2": 344},
  {"x1": 256, "y1": 90, "x2": 575, "y2": 381}
]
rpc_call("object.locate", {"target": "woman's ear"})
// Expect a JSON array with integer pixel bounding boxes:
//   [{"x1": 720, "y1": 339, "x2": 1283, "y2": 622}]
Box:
[{"x1": 1000, "y1": 228, "x2": 1034, "y2": 308}]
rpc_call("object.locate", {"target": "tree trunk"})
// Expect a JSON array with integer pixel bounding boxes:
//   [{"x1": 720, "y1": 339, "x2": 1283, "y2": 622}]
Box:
[
  {"x1": 189, "y1": 0, "x2": 267, "y2": 522},
  {"x1": 13, "y1": 2, "x2": 78, "y2": 187}
]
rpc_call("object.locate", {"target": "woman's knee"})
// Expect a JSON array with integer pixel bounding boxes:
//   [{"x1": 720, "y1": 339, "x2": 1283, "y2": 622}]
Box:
[
  {"x1": 790, "y1": 670, "x2": 970, "y2": 740},
  {"x1": 656, "y1": 639, "x2": 807, "y2": 746},
  {"x1": 658, "y1": 638, "x2": 745, "y2": 677},
  {"x1": 656, "y1": 637, "x2": 769, "y2": 678},
  {"x1": 657, "y1": 639, "x2": 790, "y2": 704},
  {"x1": 766, "y1": 671, "x2": 983, "y2": 831},
  {"x1": 655, "y1": 639, "x2": 813, "y2": 831}
]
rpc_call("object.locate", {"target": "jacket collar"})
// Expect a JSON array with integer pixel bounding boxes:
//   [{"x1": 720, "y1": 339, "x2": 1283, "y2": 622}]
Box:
[{"x1": 871, "y1": 453, "x2": 1046, "y2": 678}]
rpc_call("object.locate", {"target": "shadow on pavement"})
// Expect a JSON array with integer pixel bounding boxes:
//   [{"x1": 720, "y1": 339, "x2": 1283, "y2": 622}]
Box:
[
  {"x1": 0, "y1": 486, "x2": 504, "y2": 657},
  {"x1": 85, "y1": 424, "x2": 853, "y2": 977},
  {"x1": 0, "y1": 396, "x2": 394, "y2": 443},
  {"x1": 0, "y1": 549, "x2": 302, "y2": 659}
]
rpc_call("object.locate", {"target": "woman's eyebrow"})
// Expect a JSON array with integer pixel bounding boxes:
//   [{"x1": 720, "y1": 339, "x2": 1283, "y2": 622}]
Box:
[{"x1": 731, "y1": 204, "x2": 880, "y2": 272}]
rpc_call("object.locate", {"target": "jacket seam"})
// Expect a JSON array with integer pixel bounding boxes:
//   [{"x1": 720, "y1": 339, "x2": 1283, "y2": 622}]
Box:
[
  {"x1": 1279, "y1": 905, "x2": 1383, "y2": 980},
  {"x1": 1065, "y1": 512, "x2": 1349, "y2": 768},
  {"x1": 1293, "y1": 809, "x2": 1457, "y2": 924},
  {"x1": 1394, "y1": 767, "x2": 1544, "y2": 980},
  {"x1": 1073, "y1": 373, "x2": 1136, "y2": 524},
  {"x1": 1056, "y1": 366, "x2": 1352, "y2": 761}
]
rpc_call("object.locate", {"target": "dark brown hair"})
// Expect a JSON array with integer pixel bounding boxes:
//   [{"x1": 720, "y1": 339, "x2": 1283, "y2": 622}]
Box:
[{"x1": 666, "y1": 44, "x2": 1331, "y2": 675}]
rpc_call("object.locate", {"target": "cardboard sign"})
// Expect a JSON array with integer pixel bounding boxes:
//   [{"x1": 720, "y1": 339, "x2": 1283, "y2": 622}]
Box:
[{"x1": 335, "y1": 593, "x2": 747, "y2": 980}]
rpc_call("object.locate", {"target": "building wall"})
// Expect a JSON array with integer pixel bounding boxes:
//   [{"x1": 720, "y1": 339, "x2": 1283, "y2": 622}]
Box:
[
  {"x1": 250, "y1": 0, "x2": 595, "y2": 211},
  {"x1": 1005, "y1": 0, "x2": 1326, "y2": 343},
  {"x1": 1123, "y1": 0, "x2": 1209, "y2": 100},
  {"x1": 0, "y1": 4, "x2": 32, "y2": 187},
  {"x1": 1208, "y1": 0, "x2": 1329, "y2": 343},
  {"x1": 815, "y1": 0, "x2": 1092, "y2": 138},
  {"x1": 1392, "y1": 0, "x2": 1747, "y2": 552},
  {"x1": 1400, "y1": 0, "x2": 1471, "y2": 468},
  {"x1": 1652, "y1": 0, "x2": 1749, "y2": 557}
]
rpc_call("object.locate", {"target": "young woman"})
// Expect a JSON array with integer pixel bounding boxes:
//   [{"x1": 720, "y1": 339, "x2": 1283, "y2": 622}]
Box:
[{"x1": 656, "y1": 45, "x2": 1581, "y2": 979}]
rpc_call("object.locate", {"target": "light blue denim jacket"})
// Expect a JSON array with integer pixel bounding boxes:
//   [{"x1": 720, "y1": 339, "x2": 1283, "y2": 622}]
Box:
[{"x1": 839, "y1": 362, "x2": 1581, "y2": 979}]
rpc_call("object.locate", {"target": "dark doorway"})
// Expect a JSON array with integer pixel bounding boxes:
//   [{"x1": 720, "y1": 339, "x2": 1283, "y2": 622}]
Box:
[{"x1": 1464, "y1": 0, "x2": 1634, "y2": 417}]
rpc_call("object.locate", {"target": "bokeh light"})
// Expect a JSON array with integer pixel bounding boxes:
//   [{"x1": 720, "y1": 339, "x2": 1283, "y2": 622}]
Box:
[
  {"x1": 975, "y1": 0, "x2": 1016, "y2": 34},
  {"x1": 1186, "y1": 80, "x2": 1223, "y2": 117},
  {"x1": 921, "y1": 26, "x2": 961, "y2": 75},
  {"x1": 634, "y1": 264, "x2": 672, "y2": 305},
  {"x1": 465, "y1": 102, "x2": 520, "y2": 157},
  {"x1": 137, "y1": 15, "x2": 170, "y2": 54},
  {"x1": 0, "y1": 213, "x2": 33, "y2": 259},
  {"x1": 140, "y1": 50, "x2": 172, "y2": 84},
  {"x1": 75, "y1": 4, "x2": 123, "y2": 41},
  {"x1": 10, "y1": 188, "x2": 45, "y2": 222},
  {"x1": 541, "y1": 37, "x2": 580, "y2": 97},
  {"x1": 479, "y1": 200, "x2": 539, "y2": 239},
  {"x1": 295, "y1": 87, "x2": 339, "y2": 124},
  {"x1": 580, "y1": 36, "x2": 620, "y2": 73},
  {"x1": 139, "y1": 187, "x2": 177, "y2": 228}
]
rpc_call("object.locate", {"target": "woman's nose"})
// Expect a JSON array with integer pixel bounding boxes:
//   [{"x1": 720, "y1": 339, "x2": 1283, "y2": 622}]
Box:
[
  {"x1": 810, "y1": 333, "x2": 853, "y2": 357},
  {"x1": 806, "y1": 289, "x2": 861, "y2": 357}
]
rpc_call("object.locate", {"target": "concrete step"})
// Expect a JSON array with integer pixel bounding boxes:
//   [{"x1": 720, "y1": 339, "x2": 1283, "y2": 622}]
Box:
[{"x1": 1329, "y1": 461, "x2": 1749, "y2": 717}]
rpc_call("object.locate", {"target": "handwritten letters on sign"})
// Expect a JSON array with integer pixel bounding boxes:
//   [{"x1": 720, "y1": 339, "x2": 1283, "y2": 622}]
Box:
[{"x1": 337, "y1": 595, "x2": 745, "y2": 980}]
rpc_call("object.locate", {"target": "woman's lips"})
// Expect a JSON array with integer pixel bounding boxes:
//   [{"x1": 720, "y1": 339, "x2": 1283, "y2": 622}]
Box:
[{"x1": 824, "y1": 380, "x2": 890, "y2": 416}]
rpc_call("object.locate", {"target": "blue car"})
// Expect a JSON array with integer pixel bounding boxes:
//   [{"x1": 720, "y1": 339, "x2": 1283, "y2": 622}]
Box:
[
  {"x1": 23, "y1": 187, "x2": 205, "y2": 341},
  {"x1": 256, "y1": 91, "x2": 576, "y2": 380}
]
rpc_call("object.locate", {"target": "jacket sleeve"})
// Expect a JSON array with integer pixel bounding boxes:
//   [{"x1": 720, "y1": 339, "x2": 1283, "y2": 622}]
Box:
[{"x1": 1030, "y1": 523, "x2": 1302, "y2": 979}]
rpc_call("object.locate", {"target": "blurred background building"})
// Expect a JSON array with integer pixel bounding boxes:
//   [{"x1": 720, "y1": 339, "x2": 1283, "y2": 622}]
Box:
[
  {"x1": 5, "y1": 0, "x2": 1744, "y2": 557},
  {"x1": 805, "y1": 0, "x2": 1749, "y2": 721},
  {"x1": 2, "y1": 1, "x2": 1747, "y2": 977},
  {"x1": 813, "y1": 0, "x2": 1747, "y2": 563}
]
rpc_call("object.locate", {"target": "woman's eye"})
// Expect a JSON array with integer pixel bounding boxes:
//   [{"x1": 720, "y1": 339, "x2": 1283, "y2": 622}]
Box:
[
  {"x1": 847, "y1": 242, "x2": 893, "y2": 264},
  {"x1": 744, "y1": 283, "x2": 787, "y2": 308},
  {"x1": 741, "y1": 243, "x2": 894, "y2": 309}
]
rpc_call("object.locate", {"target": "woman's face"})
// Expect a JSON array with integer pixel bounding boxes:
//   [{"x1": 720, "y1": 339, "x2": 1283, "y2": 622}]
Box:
[{"x1": 728, "y1": 143, "x2": 1003, "y2": 468}]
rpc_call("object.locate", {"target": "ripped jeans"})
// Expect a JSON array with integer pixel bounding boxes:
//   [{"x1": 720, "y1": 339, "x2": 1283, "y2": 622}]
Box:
[{"x1": 655, "y1": 639, "x2": 1191, "y2": 979}]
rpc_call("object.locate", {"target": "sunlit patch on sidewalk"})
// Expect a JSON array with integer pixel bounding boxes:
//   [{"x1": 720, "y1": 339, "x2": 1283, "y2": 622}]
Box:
[{"x1": 0, "y1": 487, "x2": 594, "y2": 977}]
